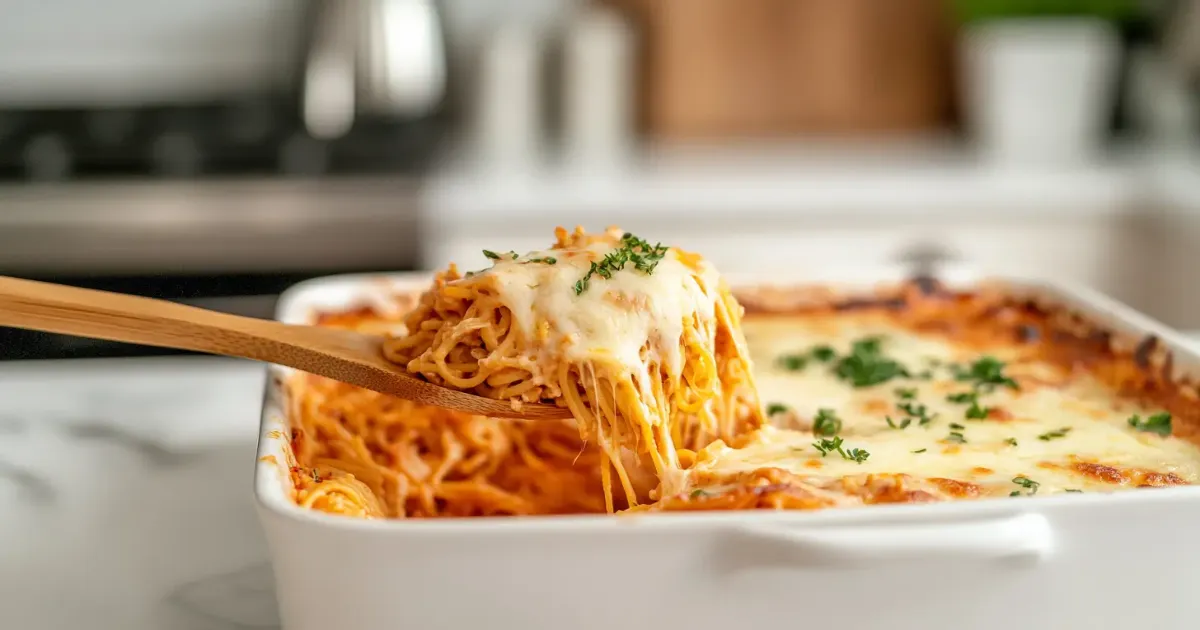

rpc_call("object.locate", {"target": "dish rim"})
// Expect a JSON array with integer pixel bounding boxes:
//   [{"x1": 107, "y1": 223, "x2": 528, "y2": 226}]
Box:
[{"x1": 254, "y1": 266, "x2": 1200, "y2": 533}]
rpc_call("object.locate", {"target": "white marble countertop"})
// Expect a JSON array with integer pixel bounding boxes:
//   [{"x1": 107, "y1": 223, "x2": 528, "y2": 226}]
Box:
[
  {"x1": 0, "y1": 357, "x2": 276, "y2": 630},
  {"x1": 5, "y1": 335, "x2": 1200, "y2": 629}
]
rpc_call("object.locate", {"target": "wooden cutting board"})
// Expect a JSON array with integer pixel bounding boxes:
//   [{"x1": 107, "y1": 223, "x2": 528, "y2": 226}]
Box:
[{"x1": 605, "y1": 0, "x2": 956, "y2": 140}]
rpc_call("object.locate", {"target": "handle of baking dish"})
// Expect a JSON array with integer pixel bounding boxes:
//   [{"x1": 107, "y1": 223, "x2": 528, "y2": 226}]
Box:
[{"x1": 733, "y1": 513, "x2": 1053, "y2": 566}]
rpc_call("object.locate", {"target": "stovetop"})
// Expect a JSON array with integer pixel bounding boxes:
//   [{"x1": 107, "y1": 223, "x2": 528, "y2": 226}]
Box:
[{"x1": 0, "y1": 104, "x2": 445, "y2": 182}]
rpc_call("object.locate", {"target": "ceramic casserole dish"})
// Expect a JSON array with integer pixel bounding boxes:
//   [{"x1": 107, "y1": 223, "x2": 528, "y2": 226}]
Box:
[{"x1": 256, "y1": 268, "x2": 1200, "y2": 630}]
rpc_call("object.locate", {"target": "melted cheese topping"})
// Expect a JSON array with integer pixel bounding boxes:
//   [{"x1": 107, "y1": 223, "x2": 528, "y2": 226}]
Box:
[
  {"x1": 484, "y1": 240, "x2": 720, "y2": 378},
  {"x1": 675, "y1": 316, "x2": 1200, "y2": 499},
  {"x1": 386, "y1": 226, "x2": 762, "y2": 512}
]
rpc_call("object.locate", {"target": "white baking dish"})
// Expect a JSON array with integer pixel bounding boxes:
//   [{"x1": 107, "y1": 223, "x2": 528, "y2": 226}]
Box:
[{"x1": 256, "y1": 269, "x2": 1200, "y2": 630}]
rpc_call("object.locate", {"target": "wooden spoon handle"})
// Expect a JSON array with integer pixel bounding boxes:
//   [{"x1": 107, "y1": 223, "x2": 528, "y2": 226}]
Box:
[
  {"x1": 0, "y1": 275, "x2": 302, "y2": 355},
  {"x1": 0, "y1": 276, "x2": 575, "y2": 420}
]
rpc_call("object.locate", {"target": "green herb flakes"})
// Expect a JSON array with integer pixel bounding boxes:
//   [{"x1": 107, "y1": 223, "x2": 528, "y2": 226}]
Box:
[
  {"x1": 482, "y1": 249, "x2": 518, "y2": 261},
  {"x1": 766, "y1": 402, "x2": 790, "y2": 416},
  {"x1": 1127, "y1": 412, "x2": 1172, "y2": 437},
  {"x1": 844, "y1": 448, "x2": 870, "y2": 464},
  {"x1": 1010, "y1": 476, "x2": 1039, "y2": 496},
  {"x1": 965, "y1": 400, "x2": 991, "y2": 420},
  {"x1": 812, "y1": 408, "x2": 843, "y2": 437},
  {"x1": 573, "y1": 233, "x2": 669, "y2": 295},
  {"x1": 811, "y1": 436, "x2": 869, "y2": 463},
  {"x1": 812, "y1": 436, "x2": 844, "y2": 457},
  {"x1": 811, "y1": 345, "x2": 836, "y2": 362},
  {"x1": 777, "y1": 354, "x2": 808, "y2": 371},
  {"x1": 947, "y1": 390, "x2": 991, "y2": 420},
  {"x1": 1037, "y1": 427, "x2": 1071, "y2": 441},
  {"x1": 776, "y1": 344, "x2": 839, "y2": 372},
  {"x1": 834, "y1": 337, "x2": 911, "y2": 388},
  {"x1": 896, "y1": 401, "x2": 935, "y2": 426},
  {"x1": 954, "y1": 356, "x2": 1019, "y2": 391}
]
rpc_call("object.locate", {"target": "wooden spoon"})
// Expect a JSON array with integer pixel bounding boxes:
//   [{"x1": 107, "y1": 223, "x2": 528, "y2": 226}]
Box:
[{"x1": 0, "y1": 276, "x2": 573, "y2": 420}]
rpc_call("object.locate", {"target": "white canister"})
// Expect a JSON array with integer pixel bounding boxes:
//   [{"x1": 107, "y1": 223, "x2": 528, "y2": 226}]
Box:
[
  {"x1": 960, "y1": 18, "x2": 1121, "y2": 167},
  {"x1": 561, "y1": 7, "x2": 636, "y2": 168},
  {"x1": 470, "y1": 22, "x2": 544, "y2": 171}
]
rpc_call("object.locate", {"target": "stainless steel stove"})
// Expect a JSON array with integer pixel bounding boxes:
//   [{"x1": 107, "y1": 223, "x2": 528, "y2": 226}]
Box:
[
  {"x1": 0, "y1": 177, "x2": 425, "y2": 360},
  {"x1": 0, "y1": 0, "x2": 447, "y2": 182},
  {"x1": 0, "y1": 0, "x2": 445, "y2": 359}
]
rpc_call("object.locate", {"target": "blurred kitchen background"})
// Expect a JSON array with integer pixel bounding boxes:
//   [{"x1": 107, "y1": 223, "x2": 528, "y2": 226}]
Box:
[{"x1": 0, "y1": 0, "x2": 1197, "y2": 360}]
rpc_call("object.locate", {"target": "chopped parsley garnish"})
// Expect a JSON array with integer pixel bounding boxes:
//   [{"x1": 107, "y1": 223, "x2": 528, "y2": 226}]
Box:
[
  {"x1": 812, "y1": 436, "x2": 844, "y2": 456},
  {"x1": 946, "y1": 390, "x2": 992, "y2": 420},
  {"x1": 965, "y1": 400, "x2": 991, "y2": 419},
  {"x1": 1010, "y1": 476, "x2": 1039, "y2": 496},
  {"x1": 886, "y1": 416, "x2": 911, "y2": 430},
  {"x1": 776, "y1": 344, "x2": 838, "y2": 372},
  {"x1": 1127, "y1": 412, "x2": 1172, "y2": 436},
  {"x1": 812, "y1": 408, "x2": 842, "y2": 437},
  {"x1": 690, "y1": 488, "x2": 708, "y2": 498},
  {"x1": 482, "y1": 249, "x2": 518, "y2": 261},
  {"x1": 896, "y1": 401, "x2": 935, "y2": 426},
  {"x1": 811, "y1": 345, "x2": 836, "y2": 362},
  {"x1": 894, "y1": 387, "x2": 917, "y2": 400},
  {"x1": 310, "y1": 468, "x2": 321, "y2": 483},
  {"x1": 777, "y1": 354, "x2": 808, "y2": 371},
  {"x1": 766, "y1": 402, "x2": 789, "y2": 416},
  {"x1": 954, "y1": 356, "x2": 1019, "y2": 391},
  {"x1": 1037, "y1": 427, "x2": 1071, "y2": 441},
  {"x1": 948, "y1": 422, "x2": 965, "y2": 430},
  {"x1": 912, "y1": 448, "x2": 927, "y2": 453},
  {"x1": 785, "y1": 337, "x2": 910, "y2": 387},
  {"x1": 574, "y1": 232, "x2": 669, "y2": 295},
  {"x1": 620, "y1": 233, "x2": 669, "y2": 270},
  {"x1": 833, "y1": 336, "x2": 910, "y2": 388},
  {"x1": 844, "y1": 448, "x2": 871, "y2": 464},
  {"x1": 526, "y1": 256, "x2": 557, "y2": 264},
  {"x1": 1005, "y1": 437, "x2": 1018, "y2": 447},
  {"x1": 946, "y1": 431, "x2": 967, "y2": 444},
  {"x1": 811, "y1": 436, "x2": 870, "y2": 462}
]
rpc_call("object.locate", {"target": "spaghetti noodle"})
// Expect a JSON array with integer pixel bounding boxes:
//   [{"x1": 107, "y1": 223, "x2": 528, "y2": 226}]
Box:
[
  {"x1": 287, "y1": 308, "x2": 609, "y2": 518},
  {"x1": 381, "y1": 226, "x2": 764, "y2": 511},
  {"x1": 285, "y1": 276, "x2": 1200, "y2": 519}
]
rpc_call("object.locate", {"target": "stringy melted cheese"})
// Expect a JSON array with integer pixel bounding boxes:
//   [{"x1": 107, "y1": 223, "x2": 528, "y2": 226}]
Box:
[
  {"x1": 673, "y1": 316, "x2": 1200, "y2": 499},
  {"x1": 484, "y1": 243, "x2": 720, "y2": 378},
  {"x1": 398, "y1": 227, "x2": 762, "y2": 512}
]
